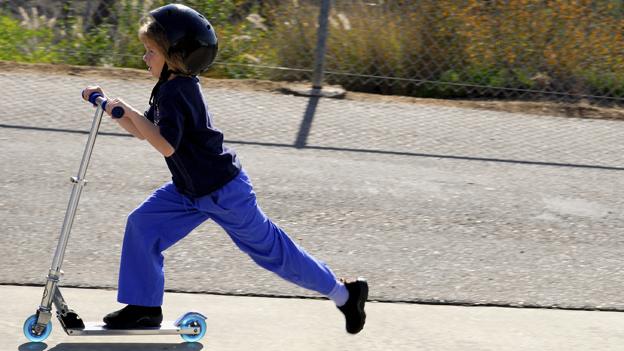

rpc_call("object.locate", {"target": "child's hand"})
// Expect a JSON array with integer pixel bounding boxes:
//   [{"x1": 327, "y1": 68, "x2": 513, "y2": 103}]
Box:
[
  {"x1": 82, "y1": 86, "x2": 108, "y2": 102},
  {"x1": 104, "y1": 97, "x2": 129, "y2": 119}
]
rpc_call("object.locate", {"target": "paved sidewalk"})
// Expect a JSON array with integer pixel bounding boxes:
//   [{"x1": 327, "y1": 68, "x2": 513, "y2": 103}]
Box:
[{"x1": 5, "y1": 285, "x2": 624, "y2": 351}]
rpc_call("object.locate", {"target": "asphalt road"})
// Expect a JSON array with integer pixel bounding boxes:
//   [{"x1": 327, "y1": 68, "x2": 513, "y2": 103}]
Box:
[{"x1": 1, "y1": 68, "x2": 624, "y2": 310}]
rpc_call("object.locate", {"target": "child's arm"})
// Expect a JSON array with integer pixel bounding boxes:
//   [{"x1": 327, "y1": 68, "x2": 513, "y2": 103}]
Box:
[
  {"x1": 107, "y1": 101, "x2": 175, "y2": 157},
  {"x1": 82, "y1": 86, "x2": 145, "y2": 141},
  {"x1": 81, "y1": 87, "x2": 175, "y2": 157},
  {"x1": 124, "y1": 107, "x2": 175, "y2": 157},
  {"x1": 116, "y1": 117, "x2": 146, "y2": 140}
]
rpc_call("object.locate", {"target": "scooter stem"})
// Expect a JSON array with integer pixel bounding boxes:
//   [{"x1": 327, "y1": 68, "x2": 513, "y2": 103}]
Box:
[{"x1": 38, "y1": 100, "x2": 106, "y2": 315}]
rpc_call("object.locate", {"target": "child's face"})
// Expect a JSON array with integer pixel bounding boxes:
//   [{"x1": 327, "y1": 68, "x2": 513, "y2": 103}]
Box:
[{"x1": 142, "y1": 39, "x2": 166, "y2": 79}]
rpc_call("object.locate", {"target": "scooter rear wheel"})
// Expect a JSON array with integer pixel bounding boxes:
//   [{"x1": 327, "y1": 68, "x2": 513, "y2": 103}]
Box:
[{"x1": 23, "y1": 314, "x2": 52, "y2": 342}]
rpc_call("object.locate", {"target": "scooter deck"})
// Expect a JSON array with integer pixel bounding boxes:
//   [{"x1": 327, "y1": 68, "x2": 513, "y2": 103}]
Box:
[{"x1": 66, "y1": 321, "x2": 198, "y2": 336}]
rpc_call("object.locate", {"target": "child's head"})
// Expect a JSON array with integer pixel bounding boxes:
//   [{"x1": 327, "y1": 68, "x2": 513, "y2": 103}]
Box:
[
  {"x1": 139, "y1": 16, "x2": 186, "y2": 78},
  {"x1": 139, "y1": 4, "x2": 218, "y2": 79}
]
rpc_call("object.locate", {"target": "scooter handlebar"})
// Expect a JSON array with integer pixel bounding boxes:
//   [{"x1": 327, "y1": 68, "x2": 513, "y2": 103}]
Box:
[{"x1": 84, "y1": 91, "x2": 125, "y2": 119}]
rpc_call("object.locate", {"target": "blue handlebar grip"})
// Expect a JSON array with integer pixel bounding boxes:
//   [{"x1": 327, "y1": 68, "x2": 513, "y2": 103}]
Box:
[
  {"x1": 111, "y1": 106, "x2": 125, "y2": 119},
  {"x1": 84, "y1": 91, "x2": 125, "y2": 118},
  {"x1": 99, "y1": 99, "x2": 125, "y2": 119},
  {"x1": 87, "y1": 92, "x2": 103, "y2": 106}
]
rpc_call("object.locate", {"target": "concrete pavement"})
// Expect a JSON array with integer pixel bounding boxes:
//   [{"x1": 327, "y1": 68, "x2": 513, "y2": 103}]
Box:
[{"x1": 5, "y1": 285, "x2": 624, "y2": 351}]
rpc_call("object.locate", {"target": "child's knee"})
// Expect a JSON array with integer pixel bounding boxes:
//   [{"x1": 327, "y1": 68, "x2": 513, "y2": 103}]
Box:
[{"x1": 127, "y1": 209, "x2": 153, "y2": 233}]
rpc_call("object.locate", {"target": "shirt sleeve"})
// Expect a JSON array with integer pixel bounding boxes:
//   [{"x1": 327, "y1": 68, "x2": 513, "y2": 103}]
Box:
[{"x1": 155, "y1": 92, "x2": 185, "y2": 151}]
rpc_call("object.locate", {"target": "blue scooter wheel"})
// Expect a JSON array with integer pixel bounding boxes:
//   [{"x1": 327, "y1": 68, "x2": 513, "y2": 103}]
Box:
[
  {"x1": 179, "y1": 314, "x2": 207, "y2": 342},
  {"x1": 23, "y1": 314, "x2": 52, "y2": 342}
]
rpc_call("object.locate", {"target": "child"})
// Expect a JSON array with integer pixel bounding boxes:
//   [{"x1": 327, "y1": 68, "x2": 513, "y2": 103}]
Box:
[{"x1": 82, "y1": 3, "x2": 368, "y2": 334}]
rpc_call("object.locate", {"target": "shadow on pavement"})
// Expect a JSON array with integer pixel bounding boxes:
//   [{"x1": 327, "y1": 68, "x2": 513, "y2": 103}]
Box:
[
  {"x1": 4, "y1": 122, "x2": 624, "y2": 171},
  {"x1": 18, "y1": 343, "x2": 47, "y2": 351},
  {"x1": 295, "y1": 96, "x2": 320, "y2": 149},
  {"x1": 19, "y1": 342, "x2": 203, "y2": 351}
]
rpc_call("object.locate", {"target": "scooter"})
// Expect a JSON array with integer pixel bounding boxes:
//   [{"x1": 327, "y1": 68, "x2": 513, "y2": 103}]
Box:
[{"x1": 22, "y1": 92, "x2": 207, "y2": 343}]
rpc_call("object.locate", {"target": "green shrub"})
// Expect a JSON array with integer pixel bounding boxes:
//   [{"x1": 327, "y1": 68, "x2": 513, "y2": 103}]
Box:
[{"x1": 0, "y1": 13, "x2": 59, "y2": 62}]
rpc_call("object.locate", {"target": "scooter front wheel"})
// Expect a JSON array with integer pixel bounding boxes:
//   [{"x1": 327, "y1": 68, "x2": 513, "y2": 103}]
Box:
[
  {"x1": 23, "y1": 314, "x2": 52, "y2": 342},
  {"x1": 179, "y1": 314, "x2": 207, "y2": 342}
]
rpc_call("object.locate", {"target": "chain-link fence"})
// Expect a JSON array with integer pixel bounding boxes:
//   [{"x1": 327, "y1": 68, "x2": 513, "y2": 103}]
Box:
[{"x1": 2, "y1": 0, "x2": 624, "y2": 104}]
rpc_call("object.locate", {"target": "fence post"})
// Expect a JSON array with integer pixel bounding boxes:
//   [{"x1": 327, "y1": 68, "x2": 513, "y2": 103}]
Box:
[
  {"x1": 312, "y1": 0, "x2": 331, "y2": 90},
  {"x1": 284, "y1": 0, "x2": 344, "y2": 98}
]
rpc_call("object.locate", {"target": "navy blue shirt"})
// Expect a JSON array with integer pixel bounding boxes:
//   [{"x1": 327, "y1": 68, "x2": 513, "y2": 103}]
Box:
[{"x1": 145, "y1": 76, "x2": 241, "y2": 198}]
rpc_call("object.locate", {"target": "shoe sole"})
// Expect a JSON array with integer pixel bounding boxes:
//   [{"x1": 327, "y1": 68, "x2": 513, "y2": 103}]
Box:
[{"x1": 103, "y1": 316, "x2": 163, "y2": 330}]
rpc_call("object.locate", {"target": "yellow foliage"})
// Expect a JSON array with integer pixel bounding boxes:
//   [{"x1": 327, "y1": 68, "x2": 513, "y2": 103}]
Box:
[{"x1": 268, "y1": 0, "x2": 624, "y2": 95}]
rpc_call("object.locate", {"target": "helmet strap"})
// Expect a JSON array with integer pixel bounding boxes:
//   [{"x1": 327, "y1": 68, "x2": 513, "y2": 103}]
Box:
[{"x1": 149, "y1": 63, "x2": 173, "y2": 106}]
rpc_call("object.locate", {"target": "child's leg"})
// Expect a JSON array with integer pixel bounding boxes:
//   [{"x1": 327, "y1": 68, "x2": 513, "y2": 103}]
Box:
[
  {"x1": 117, "y1": 182, "x2": 208, "y2": 306},
  {"x1": 199, "y1": 170, "x2": 339, "y2": 296}
]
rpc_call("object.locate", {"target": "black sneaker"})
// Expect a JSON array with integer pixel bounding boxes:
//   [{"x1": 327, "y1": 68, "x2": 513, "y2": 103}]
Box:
[
  {"x1": 337, "y1": 278, "x2": 368, "y2": 334},
  {"x1": 103, "y1": 305, "x2": 163, "y2": 329}
]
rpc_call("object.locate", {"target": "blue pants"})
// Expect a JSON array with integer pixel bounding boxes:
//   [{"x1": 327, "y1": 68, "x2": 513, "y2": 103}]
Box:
[{"x1": 117, "y1": 170, "x2": 338, "y2": 306}]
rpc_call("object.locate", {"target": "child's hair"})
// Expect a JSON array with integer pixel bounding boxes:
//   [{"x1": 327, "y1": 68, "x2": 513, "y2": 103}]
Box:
[{"x1": 138, "y1": 16, "x2": 189, "y2": 75}]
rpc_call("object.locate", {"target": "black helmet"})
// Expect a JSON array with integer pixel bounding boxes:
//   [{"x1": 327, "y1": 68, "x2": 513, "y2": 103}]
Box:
[{"x1": 150, "y1": 3, "x2": 218, "y2": 75}]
